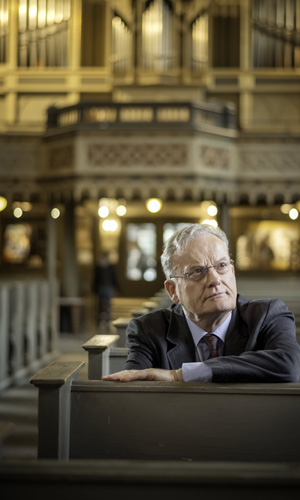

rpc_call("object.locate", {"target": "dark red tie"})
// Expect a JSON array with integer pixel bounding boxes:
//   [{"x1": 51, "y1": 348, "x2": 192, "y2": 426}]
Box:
[{"x1": 203, "y1": 334, "x2": 219, "y2": 359}]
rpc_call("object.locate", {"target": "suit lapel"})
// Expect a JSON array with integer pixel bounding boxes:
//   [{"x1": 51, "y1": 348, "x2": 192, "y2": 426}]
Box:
[
  {"x1": 223, "y1": 301, "x2": 249, "y2": 356},
  {"x1": 166, "y1": 304, "x2": 196, "y2": 369},
  {"x1": 165, "y1": 297, "x2": 250, "y2": 366}
]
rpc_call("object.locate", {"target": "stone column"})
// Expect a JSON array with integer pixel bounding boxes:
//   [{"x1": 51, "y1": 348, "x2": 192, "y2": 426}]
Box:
[{"x1": 61, "y1": 198, "x2": 79, "y2": 297}]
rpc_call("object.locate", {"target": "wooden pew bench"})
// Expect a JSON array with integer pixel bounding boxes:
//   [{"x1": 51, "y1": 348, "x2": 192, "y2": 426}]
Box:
[{"x1": 30, "y1": 361, "x2": 300, "y2": 462}]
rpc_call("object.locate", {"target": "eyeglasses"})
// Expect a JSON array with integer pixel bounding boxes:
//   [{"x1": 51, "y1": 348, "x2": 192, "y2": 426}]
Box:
[{"x1": 170, "y1": 260, "x2": 234, "y2": 282}]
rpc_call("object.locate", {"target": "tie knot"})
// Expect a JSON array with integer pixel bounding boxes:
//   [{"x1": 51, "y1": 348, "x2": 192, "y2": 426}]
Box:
[{"x1": 203, "y1": 334, "x2": 219, "y2": 358}]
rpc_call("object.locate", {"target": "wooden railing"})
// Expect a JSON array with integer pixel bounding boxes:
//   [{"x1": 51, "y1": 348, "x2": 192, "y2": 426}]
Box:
[
  {"x1": 46, "y1": 101, "x2": 237, "y2": 134},
  {"x1": 0, "y1": 279, "x2": 59, "y2": 391}
]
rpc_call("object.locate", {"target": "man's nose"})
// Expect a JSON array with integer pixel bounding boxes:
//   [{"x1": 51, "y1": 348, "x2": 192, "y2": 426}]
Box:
[{"x1": 206, "y1": 266, "x2": 221, "y2": 284}]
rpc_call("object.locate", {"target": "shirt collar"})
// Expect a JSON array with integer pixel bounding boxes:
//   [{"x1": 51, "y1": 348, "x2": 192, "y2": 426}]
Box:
[{"x1": 185, "y1": 312, "x2": 232, "y2": 347}]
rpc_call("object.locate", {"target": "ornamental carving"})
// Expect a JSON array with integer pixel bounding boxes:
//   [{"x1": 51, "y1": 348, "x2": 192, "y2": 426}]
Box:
[
  {"x1": 200, "y1": 146, "x2": 229, "y2": 169},
  {"x1": 49, "y1": 145, "x2": 74, "y2": 169},
  {"x1": 239, "y1": 150, "x2": 300, "y2": 174},
  {"x1": 88, "y1": 143, "x2": 187, "y2": 167},
  {"x1": 0, "y1": 144, "x2": 40, "y2": 176}
]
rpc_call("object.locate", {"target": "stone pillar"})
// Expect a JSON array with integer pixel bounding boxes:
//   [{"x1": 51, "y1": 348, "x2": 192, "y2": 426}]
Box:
[
  {"x1": 46, "y1": 205, "x2": 59, "y2": 348},
  {"x1": 219, "y1": 200, "x2": 231, "y2": 245},
  {"x1": 61, "y1": 199, "x2": 79, "y2": 297}
]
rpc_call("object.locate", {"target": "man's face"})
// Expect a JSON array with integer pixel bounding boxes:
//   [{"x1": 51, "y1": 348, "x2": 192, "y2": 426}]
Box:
[{"x1": 165, "y1": 234, "x2": 237, "y2": 328}]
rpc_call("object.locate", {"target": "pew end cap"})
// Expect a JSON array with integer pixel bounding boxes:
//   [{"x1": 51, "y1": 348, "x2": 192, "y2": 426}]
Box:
[
  {"x1": 30, "y1": 361, "x2": 85, "y2": 386},
  {"x1": 82, "y1": 334, "x2": 120, "y2": 353}
]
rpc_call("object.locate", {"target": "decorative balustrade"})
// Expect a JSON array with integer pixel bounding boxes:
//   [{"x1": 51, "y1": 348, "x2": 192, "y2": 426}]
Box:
[
  {"x1": 46, "y1": 101, "x2": 237, "y2": 134},
  {"x1": 0, "y1": 279, "x2": 59, "y2": 391}
]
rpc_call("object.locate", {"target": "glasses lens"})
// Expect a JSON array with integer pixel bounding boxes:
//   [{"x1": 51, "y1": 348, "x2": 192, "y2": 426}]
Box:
[
  {"x1": 216, "y1": 262, "x2": 229, "y2": 274},
  {"x1": 190, "y1": 262, "x2": 231, "y2": 280},
  {"x1": 189, "y1": 269, "x2": 205, "y2": 281}
]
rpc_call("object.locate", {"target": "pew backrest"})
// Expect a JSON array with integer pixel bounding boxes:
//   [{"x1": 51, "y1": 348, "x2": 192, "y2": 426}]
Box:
[{"x1": 30, "y1": 361, "x2": 300, "y2": 462}]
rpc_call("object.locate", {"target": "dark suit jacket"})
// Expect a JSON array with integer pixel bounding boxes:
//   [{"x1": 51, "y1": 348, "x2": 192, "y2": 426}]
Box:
[{"x1": 125, "y1": 294, "x2": 300, "y2": 383}]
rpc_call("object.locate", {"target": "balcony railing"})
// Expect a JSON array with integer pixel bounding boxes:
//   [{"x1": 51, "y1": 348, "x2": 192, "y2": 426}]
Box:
[{"x1": 46, "y1": 101, "x2": 237, "y2": 135}]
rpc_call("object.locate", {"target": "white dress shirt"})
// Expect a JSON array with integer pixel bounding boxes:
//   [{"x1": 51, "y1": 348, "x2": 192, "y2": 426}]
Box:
[{"x1": 181, "y1": 312, "x2": 232, "y2": 382}]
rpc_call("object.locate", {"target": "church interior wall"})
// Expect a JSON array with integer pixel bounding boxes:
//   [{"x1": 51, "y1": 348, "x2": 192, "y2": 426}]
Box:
[{"x1": 0, "y1": 0, "x2": 299, "y2": 299}]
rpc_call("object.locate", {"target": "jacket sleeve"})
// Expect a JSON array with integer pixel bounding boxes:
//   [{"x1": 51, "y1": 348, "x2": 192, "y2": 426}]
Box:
[
  {"x1": 207, "y1": 299, "x2": 300, "y2": 383},
  {"x1": 124, "y1": 316, "x2": 162, "y2": 369}
]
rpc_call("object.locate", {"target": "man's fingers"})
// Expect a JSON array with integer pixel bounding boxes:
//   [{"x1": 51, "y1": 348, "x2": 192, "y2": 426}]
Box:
[
  {"x1": 102, "y1": 368, "x2": 182, "y2": 382},
  {"x1": 102, "y1": 370, "x2": 146, "y2": 382}
]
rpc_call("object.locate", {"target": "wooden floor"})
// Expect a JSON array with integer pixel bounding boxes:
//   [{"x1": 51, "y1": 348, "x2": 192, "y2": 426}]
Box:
[{"x1": 0, "y1": 296, "x2": 146, "y2": 461}]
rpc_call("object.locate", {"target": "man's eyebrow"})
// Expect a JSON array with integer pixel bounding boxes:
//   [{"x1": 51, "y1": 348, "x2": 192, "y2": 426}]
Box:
[{"x1": 187, "y1": 257, "x2": 229, "y2": 269}]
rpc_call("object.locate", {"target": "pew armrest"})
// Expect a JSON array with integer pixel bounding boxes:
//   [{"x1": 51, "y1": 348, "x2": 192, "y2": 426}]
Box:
[
  {"x1": 82, "y1": 335, "x2": 119, "y2": 379},
  {"x1": 82, "y1": 334, "x2": 119, "y2": 353},
  {"x1": 30, "y1": 361, "x2": 84, "y2": 387}
]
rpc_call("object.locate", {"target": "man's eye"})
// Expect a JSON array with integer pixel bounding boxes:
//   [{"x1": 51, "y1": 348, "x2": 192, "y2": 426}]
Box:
[
  {"x1": 218, "y1": 262, "x2": 227, "y2": 268},
  {"x1": 193, "y1": 268, "x2": 204, "y2": 275}
]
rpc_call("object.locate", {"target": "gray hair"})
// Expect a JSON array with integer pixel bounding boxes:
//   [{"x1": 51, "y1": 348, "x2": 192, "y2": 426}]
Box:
[{"x1": 161, "y1": 223, "x2": 229, "y2": 279}]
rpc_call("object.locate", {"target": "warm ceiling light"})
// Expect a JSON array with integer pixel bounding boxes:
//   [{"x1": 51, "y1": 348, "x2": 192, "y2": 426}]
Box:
[
  {"x1": 102, "y1": 219, "x2": 118, "y2": 231},
  {"x1": 146, "y1": 198, "x2": 162, "y2": 213},
  {"x1": 14, "y1": 207, "x2": 23, "y2": 218},
  {"x1": 202, "y1": 219, "x2": 218, "y2": 228},
  {"x1": 280, "y1": 204, "x2": 291, "y2": 214},
  {"x1": 289, "y1": 208, "x2": 299, "y2": 220},
  {"x1": 0, "y1": 196, "x2": 7, "y2": 212},
  {"x1": 51, "y1": 208, "x2": 60, "y2": 219},
  {"x1": 98, "y1": 206, "x2": 109, "y2": 218},
  {"x1": 207, "y1": 204, "x2": 218, "y2": 216},
  {"x1": 12, "y1": 201, "x2": 32, "y2": 212},
  {"x1": 116, "y1": 204, "x2": 127, "y2": 216}
]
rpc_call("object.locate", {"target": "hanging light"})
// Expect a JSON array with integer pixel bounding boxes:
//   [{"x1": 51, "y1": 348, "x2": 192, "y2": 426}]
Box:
[
  {"x1": 14, "y1": 207, "x2": 23, "y2": 218},
  {"x1": 0, "y1": 196, "x2": 7, "y2": 212},
  {"x1": 202, "y1": 219, "x2": 218, "y2": 228},
  {"x1": 280, "y1": 204, "x2": 291, "y2": 214},
  {"x1": 13, "y1": 201, "x2": 32, "y2": 212},
  {"x1": 116, "y1": 204, "x2": 127, "y2": 216},
  {"x1": 102, "y1": 219, "x2": 118, "y2": 232},
  {"x1": 289, "y1": 208, "x2": 299, "y2": 220},
  {"x1": 207, "y1": 204, "x2": 218, "y2": 216},
  {"x1": 98, "y1": 205, "x2": 109, "y2": 218},
  {"x1": 51, "y1": 208, "x2": 60, "y2": 219},
  {"x1": 146, "y1": 198, "x2": 162, "y2": 213}
]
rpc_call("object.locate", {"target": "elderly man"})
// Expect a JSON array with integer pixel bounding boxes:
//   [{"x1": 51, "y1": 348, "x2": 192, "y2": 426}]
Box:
[{"x1": 103, "y1": 223, "x2": 300, "y2": 383}]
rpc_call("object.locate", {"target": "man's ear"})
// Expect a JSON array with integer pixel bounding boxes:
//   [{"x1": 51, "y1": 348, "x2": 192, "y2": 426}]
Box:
[{"x1": 164, "y1": 279, "x2": 179, "y2": 303}]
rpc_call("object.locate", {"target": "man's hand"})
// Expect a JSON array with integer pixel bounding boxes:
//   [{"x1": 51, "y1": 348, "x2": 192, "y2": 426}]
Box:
[{"x1": 102, "y1": 368, "x2": 183, "y2": 382}]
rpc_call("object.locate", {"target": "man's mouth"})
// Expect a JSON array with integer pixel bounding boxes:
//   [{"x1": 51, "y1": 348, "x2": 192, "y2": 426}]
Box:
[{"x1": 207, "y1": 292, "x2": 224, "y2": 300}]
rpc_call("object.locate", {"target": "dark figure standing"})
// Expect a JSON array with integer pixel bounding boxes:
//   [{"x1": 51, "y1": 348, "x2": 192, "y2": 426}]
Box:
[{"x1": 94, "y1": 251, "x2": 119, "y2": 330}]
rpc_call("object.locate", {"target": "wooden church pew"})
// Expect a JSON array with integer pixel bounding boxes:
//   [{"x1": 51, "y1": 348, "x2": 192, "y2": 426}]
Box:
[{"x1": 30, "y1": 361, "x2": 300, "y2": 462}]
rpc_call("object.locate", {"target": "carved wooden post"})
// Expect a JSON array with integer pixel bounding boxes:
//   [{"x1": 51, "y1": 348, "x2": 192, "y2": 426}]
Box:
[
  {"x1": 30, "y1": 361, "x2": 84, "y2": 459},
  {"x1": 82, "y1": 334, "x2": 119, "y2": 379},
  {"x1": 111, "y1": 317, "x2": 131, "y2": 346}
]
